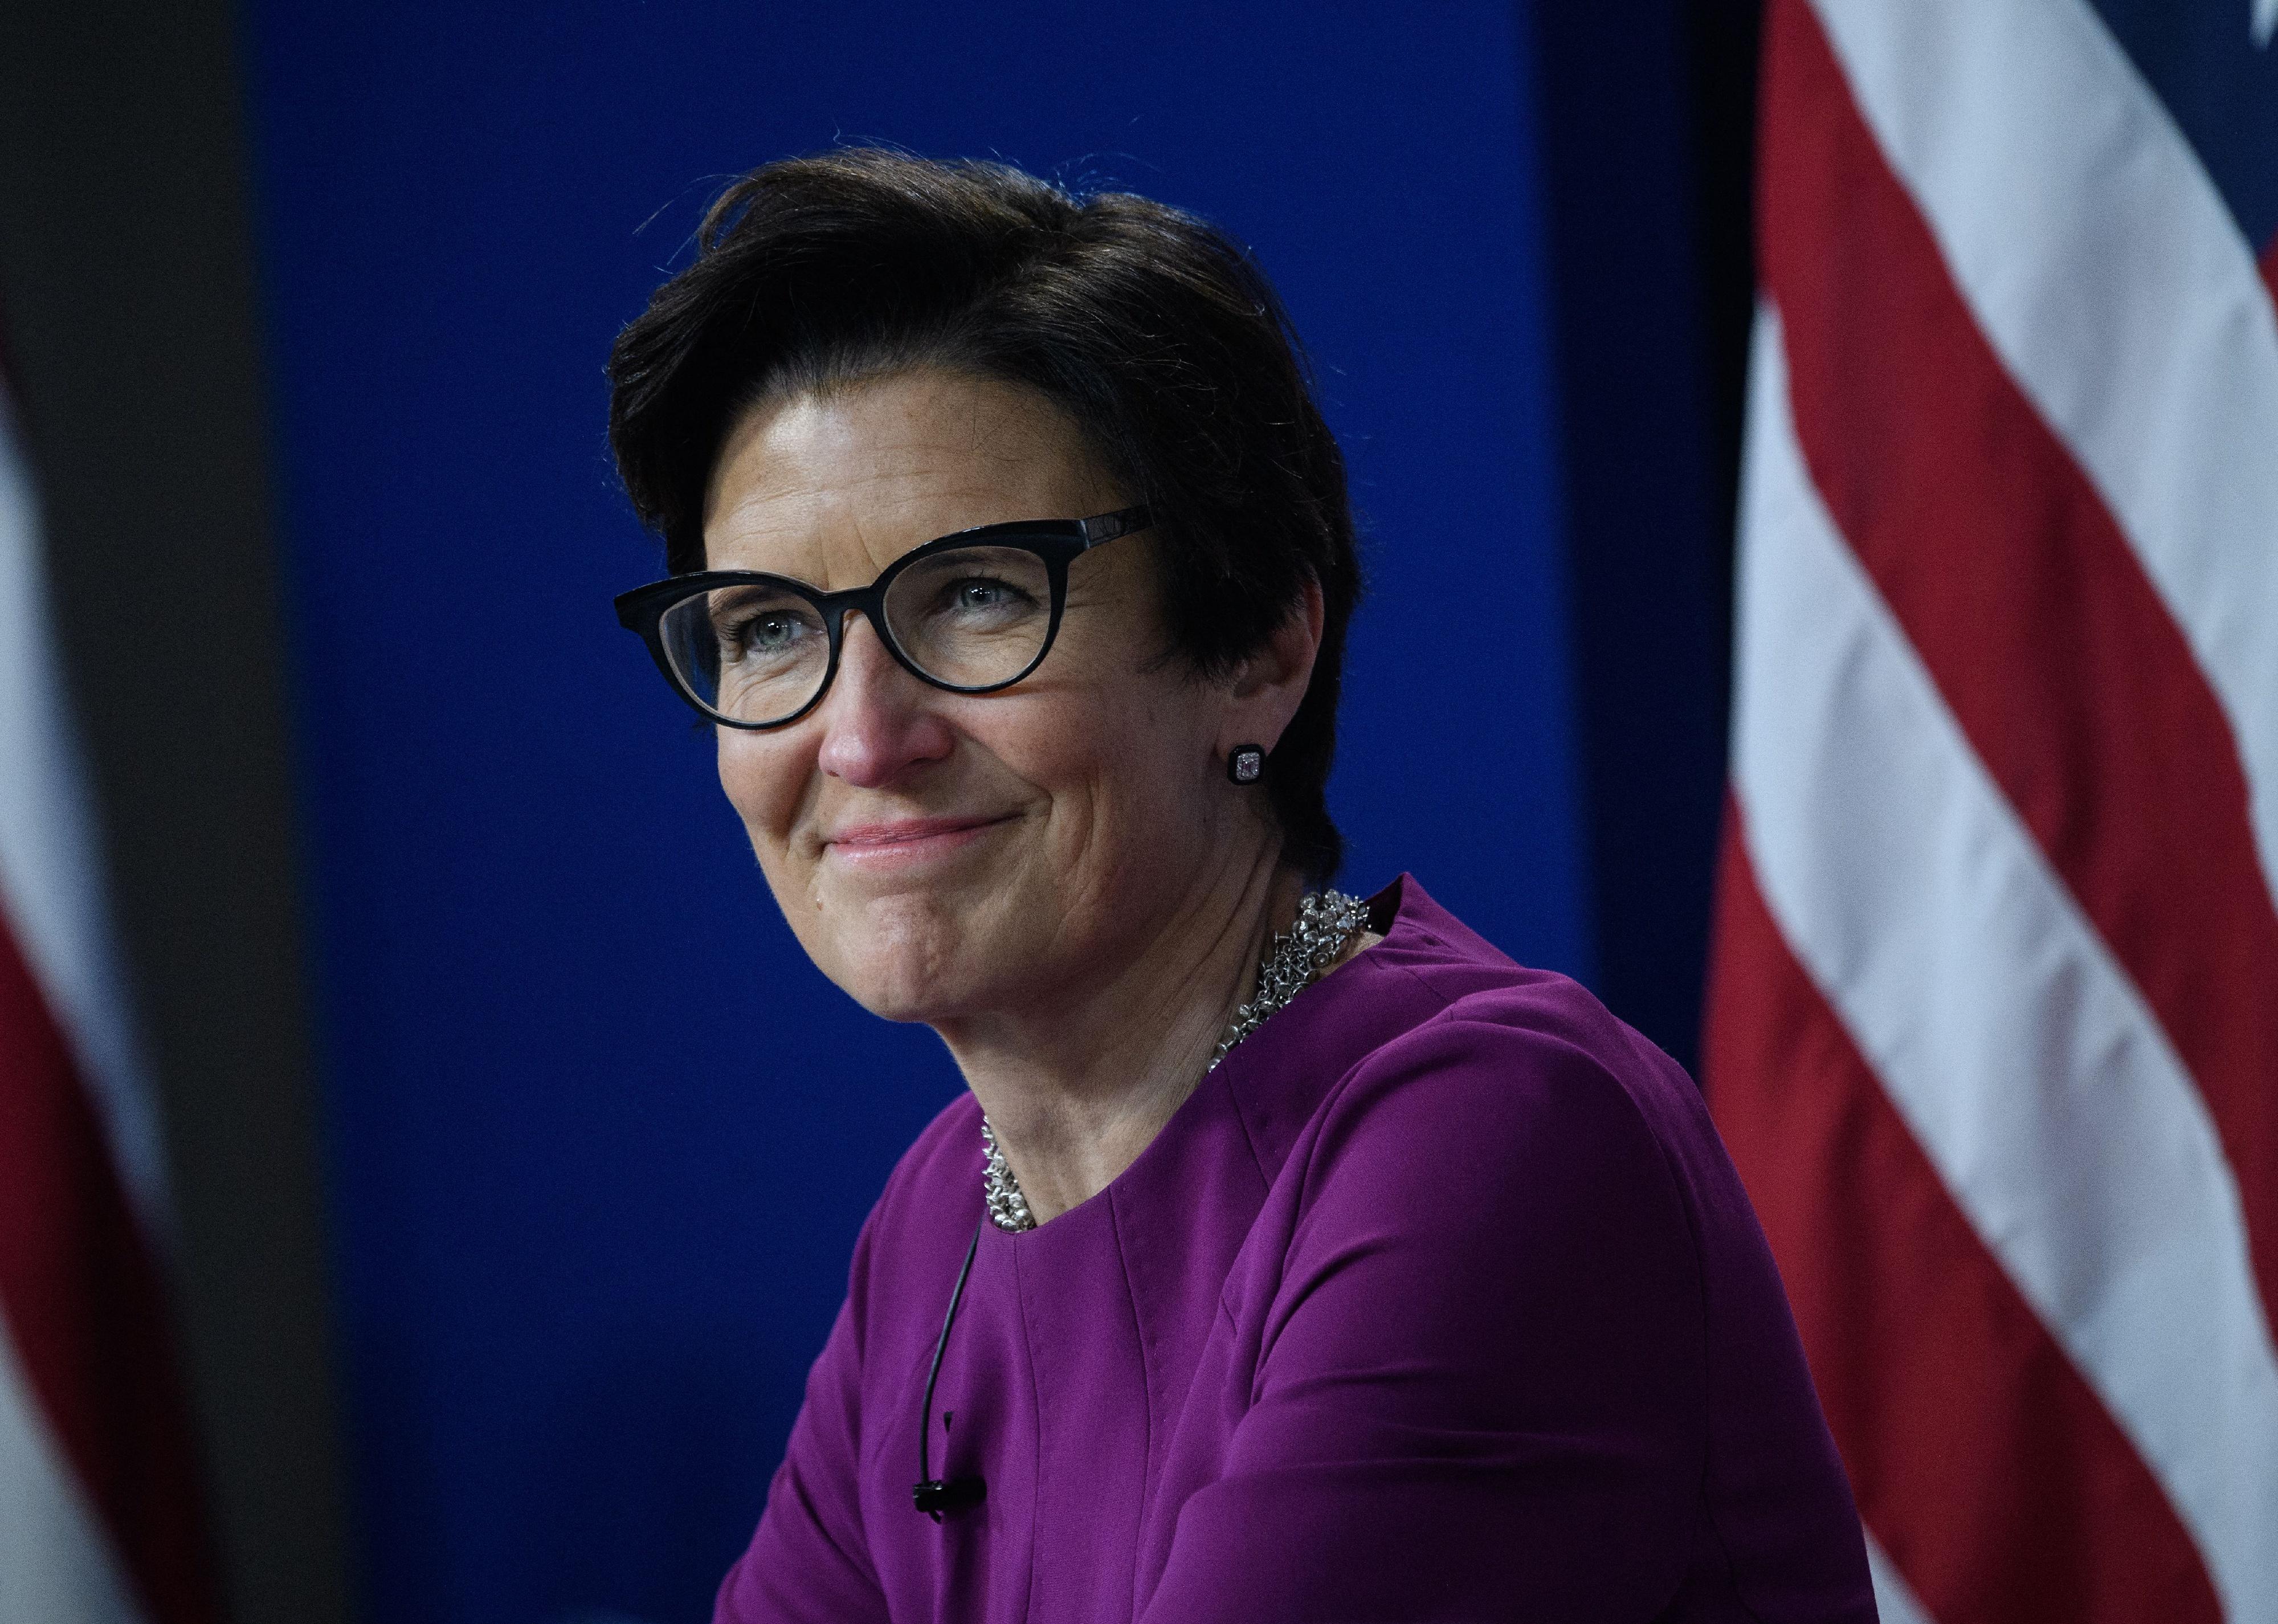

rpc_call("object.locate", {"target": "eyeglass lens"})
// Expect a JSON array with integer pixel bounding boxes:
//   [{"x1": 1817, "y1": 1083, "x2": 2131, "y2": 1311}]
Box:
[{"x1": 656, "y1": 544, "x2": 1056, "y2": 725}]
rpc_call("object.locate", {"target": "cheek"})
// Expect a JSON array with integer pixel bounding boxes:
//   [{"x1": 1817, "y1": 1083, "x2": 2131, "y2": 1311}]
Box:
[
  {"x1": 716, "y1": 731, "x2": 805, "y2": 859},
  {"x1": 983, "y1": 672, "x2": 1215, "y2": 842}
]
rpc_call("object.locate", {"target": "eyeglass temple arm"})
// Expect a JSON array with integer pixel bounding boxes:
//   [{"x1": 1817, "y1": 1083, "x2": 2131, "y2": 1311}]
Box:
[{"x1": 1077, "y1": 505, "x2": 1152, "y2": 549}]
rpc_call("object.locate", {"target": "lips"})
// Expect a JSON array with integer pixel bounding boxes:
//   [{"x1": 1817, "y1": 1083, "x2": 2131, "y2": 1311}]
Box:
[
  {"x1": 824, "y1": 814, "x2": 1012, "y2": 850},
  {"x1": 817, "y1": 811, "x2": 1020, "y2": 874}
]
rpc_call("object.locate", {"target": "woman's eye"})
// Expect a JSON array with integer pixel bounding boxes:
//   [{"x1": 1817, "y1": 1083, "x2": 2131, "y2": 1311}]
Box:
[
  {"x1": 946, "y1": 577, "x2": 1033, "y2": 614},
  {"x1": 716, "y1": 604, "x2": 814, "y2": 656}
]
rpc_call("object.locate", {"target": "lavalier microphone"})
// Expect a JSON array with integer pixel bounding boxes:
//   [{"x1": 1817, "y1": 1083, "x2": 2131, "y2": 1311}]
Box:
[{"x1": 913, "y1": 1217, "x2": 988, "y2": 1520}]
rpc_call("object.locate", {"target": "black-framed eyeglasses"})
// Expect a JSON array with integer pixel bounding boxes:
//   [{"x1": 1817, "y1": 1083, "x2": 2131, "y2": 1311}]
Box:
[{"x1": 613, "y1": 506, "x2": 1153, "y2": 729}]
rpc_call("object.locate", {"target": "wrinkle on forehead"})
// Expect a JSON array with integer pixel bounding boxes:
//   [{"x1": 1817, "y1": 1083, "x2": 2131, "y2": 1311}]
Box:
[{"x1": 700, "y1": 369, "x2": 1120, "y2": 589}]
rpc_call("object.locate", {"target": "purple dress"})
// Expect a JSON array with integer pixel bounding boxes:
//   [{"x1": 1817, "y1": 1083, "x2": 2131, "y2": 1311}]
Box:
[{"x1": 718, "y1": 878, "x2": 1875, "y2": 1622}]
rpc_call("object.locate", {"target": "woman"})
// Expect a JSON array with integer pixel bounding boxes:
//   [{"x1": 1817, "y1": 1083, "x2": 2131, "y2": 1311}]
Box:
[{"x1": 606, "y1": 150, "x2": 1874, "y2": 1623}]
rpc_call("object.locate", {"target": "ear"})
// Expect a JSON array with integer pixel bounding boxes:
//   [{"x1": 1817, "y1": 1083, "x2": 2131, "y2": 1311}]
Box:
[{"x1": 1219, "y1": 577, "x2": 1326, "y2": 759}]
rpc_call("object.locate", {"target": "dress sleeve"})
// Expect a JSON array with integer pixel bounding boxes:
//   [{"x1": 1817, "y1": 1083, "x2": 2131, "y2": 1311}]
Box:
[
  {"x1": 714, "y1": 1238, "x2": 889, "y2": 1623},
  {"x1": 1139, "y1": 1017, "x2": 1710, "y2": 1623}
]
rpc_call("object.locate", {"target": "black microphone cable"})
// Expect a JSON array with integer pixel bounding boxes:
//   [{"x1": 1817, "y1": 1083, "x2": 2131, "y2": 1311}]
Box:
[{"x1": 913, "y1": 1215, "x2": 987, "y2": 1520}]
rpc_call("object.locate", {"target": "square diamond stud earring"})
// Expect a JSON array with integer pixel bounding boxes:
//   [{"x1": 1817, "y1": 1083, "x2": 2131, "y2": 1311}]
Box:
[{"x1": 1227, "y1": 745, "x2": 1265, "y2": 785}]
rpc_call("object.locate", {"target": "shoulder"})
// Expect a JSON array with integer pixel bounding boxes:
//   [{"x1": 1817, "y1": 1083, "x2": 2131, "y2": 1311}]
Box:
[
  {"x1": 1243, "y1": 922, "x2": 1721, "y2": 1480},
  {"x1": 1271, "y1": 882, "x2": 1732, "y2": 1286},
  {"x1": 1317, "y1": 893, "x2": 1708, "y2": 1210},
  {"x1": 1361, "y1": 878, "x2": 1690, "y2": 1091},
  {"x1": 837, "y1": 1090, "x2": 986, "y2": 1348},
  {"x1": 870, "y1": 1087, "x2": 985, "y2": 1234},
  {"x1": 1303, "y1": 978, "x2": 1704, "y2": 1253},
  {"x1": 1316, "y1": 878, "x2": 1694, "y2": 1104}
]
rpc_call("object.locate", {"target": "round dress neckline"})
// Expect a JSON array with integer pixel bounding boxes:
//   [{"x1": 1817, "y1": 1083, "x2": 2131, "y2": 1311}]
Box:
[{"x1": 980, "y1": 875, "x2": 1411, "y2": 1242}]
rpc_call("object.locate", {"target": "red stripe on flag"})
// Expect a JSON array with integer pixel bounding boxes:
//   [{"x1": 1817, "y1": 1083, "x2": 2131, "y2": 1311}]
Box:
[
  {"x1": 0, "y1": 912, "x2": 222, "y2": 1624},
  {"x1": 1759, "y1": 0, "x2": 2278, "y2": 1339},
  {"x1": 2261, "y1": 231, "x2": 2276, "y2": 320},
  {"x1": 1704, "y1": 814, "x2": 2222, "y2": 1624}
]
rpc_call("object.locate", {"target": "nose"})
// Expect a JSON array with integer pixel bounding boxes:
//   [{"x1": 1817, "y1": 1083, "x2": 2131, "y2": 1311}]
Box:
[{"x1": 815, "y1": 610, "x2": 956, "y2": 787}]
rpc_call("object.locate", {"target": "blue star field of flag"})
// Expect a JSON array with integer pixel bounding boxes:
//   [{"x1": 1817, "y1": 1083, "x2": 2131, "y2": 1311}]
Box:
[{"x1": 2087, "y1": 0, "x2": 2278, "y2": 258}]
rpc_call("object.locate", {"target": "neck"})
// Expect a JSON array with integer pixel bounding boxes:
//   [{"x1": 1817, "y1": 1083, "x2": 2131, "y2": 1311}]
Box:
[{"x1": 935, "y1": 842, "x2": 1307, "y2": 1226}]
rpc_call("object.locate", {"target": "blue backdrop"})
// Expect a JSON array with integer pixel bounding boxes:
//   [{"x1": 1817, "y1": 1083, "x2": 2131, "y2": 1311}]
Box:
[{"x1": 241, "y1": 5, "x2": 1618, "y2": 1620}]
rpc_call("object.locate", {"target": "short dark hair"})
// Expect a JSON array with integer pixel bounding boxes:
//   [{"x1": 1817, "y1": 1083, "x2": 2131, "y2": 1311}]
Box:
[{"x1": 606, "y1": 148, "x2": 1360, "y2": 882}]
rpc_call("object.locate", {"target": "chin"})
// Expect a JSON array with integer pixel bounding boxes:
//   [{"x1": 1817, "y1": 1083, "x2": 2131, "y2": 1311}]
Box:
[
  {"x1": 817, "y1": 893, "x2": 998, "y2": 1024},
  {"x1": 837, "y1": 955, "x2": 995, "y2": 1027}
]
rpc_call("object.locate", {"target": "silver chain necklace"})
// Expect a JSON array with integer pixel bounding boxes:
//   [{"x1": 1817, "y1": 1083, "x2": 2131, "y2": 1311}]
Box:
[{"x1": 982, "y1": 888, "x2": 1370, "y2": 1233}]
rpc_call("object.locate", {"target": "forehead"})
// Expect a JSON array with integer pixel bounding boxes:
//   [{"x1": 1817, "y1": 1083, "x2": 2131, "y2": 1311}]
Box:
[{"x1": 700, "y1": 369, "x2": 1116, "y2": 584}]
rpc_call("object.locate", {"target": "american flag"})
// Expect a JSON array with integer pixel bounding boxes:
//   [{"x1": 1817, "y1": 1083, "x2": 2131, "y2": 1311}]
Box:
[
  {"x1": 1704, "y1": 2, "x2": 2278, "y2": 1621},
  {"x1": 0, "y1": 378, "x2": 218, "y2": 1617}
]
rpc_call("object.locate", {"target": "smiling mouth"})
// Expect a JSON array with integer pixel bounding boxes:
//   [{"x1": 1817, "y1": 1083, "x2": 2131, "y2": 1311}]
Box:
[{"x1": 823, "y1": 814, "x2": 1016, "y2": 860}]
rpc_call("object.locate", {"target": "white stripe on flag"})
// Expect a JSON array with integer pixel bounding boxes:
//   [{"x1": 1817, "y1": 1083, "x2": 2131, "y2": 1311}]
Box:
[
  {"x1": 1732, "y1": 307, "x2": 2278, "y2": 1621},
  {"x1": 1864, "y1": 1534, "x2": 1933, "y2": 1624},
  {"x1": 0, "y1": 394, "x2": 168, "y2": 1222},
  {"x1": 1806, "y1": 0, "x2": 2278, "y2": 909},
  {"x1": 0, "y1": 1314, "x2": 143, "y2": 1624}
]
